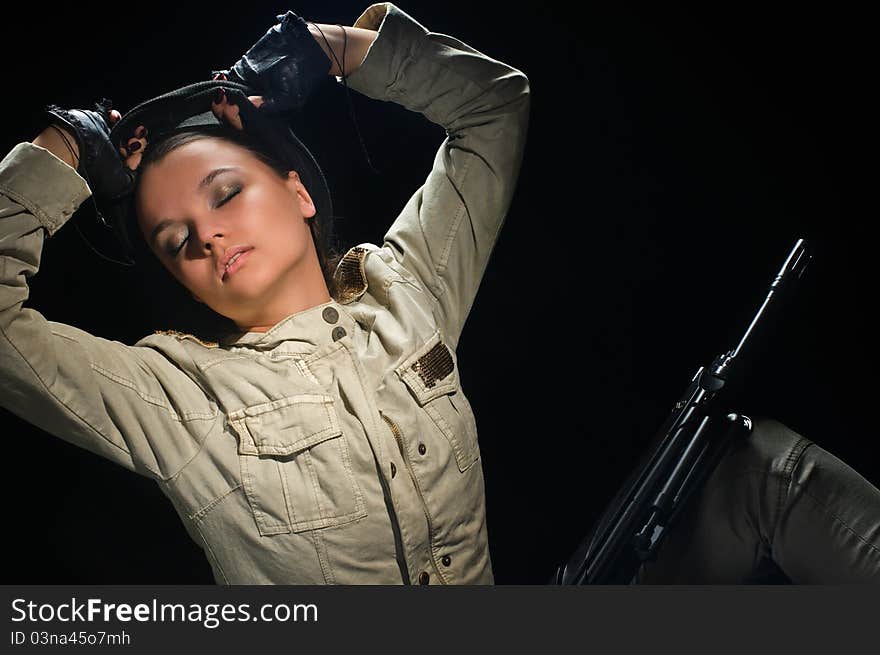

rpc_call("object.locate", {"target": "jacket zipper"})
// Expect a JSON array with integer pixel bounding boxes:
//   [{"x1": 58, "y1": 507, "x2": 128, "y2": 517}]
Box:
[{"x1": 379, "y1": 409, "x2": 447, "y2": 585}]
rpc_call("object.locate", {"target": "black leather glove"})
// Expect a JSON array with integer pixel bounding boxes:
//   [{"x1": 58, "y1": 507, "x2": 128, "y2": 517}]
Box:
[
  {"x1": 215, "y1": 10, "x2": 332, "y2": 113},
  {"x1": 44, "y1": 99, "x2": 136, "y2": 205}
]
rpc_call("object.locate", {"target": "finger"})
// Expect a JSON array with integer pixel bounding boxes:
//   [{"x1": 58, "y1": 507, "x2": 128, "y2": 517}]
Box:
[
  {"x1": 125, "y1": 151, "x2": 143, "y2": 171},
  {"x1": 207, "y1": 87, "x2": 258, "y2": 131},
  {"x1": 211, "y1": 88, "x2": 227, "y2": 120},
  {"x1": 121, "y1": 126, "x2": 148, "y2": 170},
  {"x1": 119, "y1": 126, "x2": 147, "y2": 150},
  {"x1": 122, "y1": 144, "x2": 143, "y2": 170},
  {"x1": 211, "y1": 90, "x2": 244, "y2": 130},
  {"x1": 224, "y1": 103, "x2": 243, "y2": 130},
  {"x1": 126, "y1": 137, "x2": 144, "y2": 155}
]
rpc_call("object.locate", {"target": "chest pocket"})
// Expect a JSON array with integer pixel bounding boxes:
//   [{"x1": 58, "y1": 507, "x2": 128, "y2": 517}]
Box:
[
  {"x1": 228, "y1": 394, "x2": 367, "y2": 536},
  {"x1": 396, "y1": 331, "x2": 481, "y2": 473}
]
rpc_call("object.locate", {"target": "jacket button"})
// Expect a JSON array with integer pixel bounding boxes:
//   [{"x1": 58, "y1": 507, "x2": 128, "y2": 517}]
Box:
[
  {"x1": 418, "y1": 443, "x2": 426, "y2": 455},
  {"x1": 441, "y1": 555, "x2": 451, "y2": 567},
  {"x1": 418, "y1": 571, "x2": 430, "y2": 585},
  {"x1": 331, "y1": 326, "x2": 347, "y2": 341},
  {"x1": 390, "y1": 462, "x2": 397, "y2": 478},
  {"x1": 322, "y1": 306, "x2": 339, "y2": 324}
]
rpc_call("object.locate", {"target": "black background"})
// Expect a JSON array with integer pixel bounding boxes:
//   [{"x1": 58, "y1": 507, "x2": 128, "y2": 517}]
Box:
[{"x1": 0, "y1": 0, "x2": 875, "y2": 584}]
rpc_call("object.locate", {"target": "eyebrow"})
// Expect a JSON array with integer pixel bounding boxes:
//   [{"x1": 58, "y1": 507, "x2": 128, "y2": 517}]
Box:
[{"x1": 148, "y1": 167, "x2": 239, "y2": 248}]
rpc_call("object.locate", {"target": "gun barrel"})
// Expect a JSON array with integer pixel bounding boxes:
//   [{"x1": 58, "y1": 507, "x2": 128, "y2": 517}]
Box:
[{"x1": 731, "y1": 238, "x2": 810, "y2": 360}]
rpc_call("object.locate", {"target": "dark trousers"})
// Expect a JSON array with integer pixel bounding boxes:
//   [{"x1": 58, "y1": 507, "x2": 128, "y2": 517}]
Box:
[{"x1": 635, "y1": 417, "x2": 880, "y2": 583}]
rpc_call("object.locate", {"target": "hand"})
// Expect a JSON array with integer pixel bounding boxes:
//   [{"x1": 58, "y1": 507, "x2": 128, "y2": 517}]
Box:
[
  {"x1": 209, "y1": 72, "x2": 265, "y2": 130},
  {"x1": 116, "y1": 119, "x2": 148, "y2": 171},
  {"x1": 44, "y1": 99, "x2": 135, "y2": 203},
  {"x1": 217, "y1": 10, "x2": 330, "y2": 114},
  {"x1": 101, "y1": 73, "x2": 265, "y2": 173}
]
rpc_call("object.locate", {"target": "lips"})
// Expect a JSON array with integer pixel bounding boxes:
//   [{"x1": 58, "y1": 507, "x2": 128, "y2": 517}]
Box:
[{"x1": 219, "y1": 246, "x2": 254, "y2": 281}]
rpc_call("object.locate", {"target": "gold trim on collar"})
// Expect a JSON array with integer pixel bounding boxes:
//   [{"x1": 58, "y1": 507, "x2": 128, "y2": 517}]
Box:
[{"x1": 153, "y1": 329, "x2": 219, "y2": 349}]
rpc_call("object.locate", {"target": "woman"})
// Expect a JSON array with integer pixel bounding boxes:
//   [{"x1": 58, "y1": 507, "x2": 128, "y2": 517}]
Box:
[
  {"x1": 1, "y1": 3, "x2": 878, "y2": 584},
  {"x1": 2, "y1": 2, "x2": 522, "y2": 584}
]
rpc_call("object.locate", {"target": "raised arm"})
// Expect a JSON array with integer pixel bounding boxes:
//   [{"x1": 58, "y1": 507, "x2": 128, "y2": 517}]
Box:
[
  {"x1": 341, "y1": 3, "x2": 531, "y2": 349},
  {"x1": 0, "y1": 131, "x2": 222, "y2": 480},
  {"x1": 218, "y1": 4, "x2": 528, "y2": 350}
]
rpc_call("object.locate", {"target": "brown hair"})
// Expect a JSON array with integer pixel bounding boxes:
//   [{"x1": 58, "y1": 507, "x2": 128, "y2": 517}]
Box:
[{"x1": 125, "y1": 125, "x2": 343, "y2": 343}]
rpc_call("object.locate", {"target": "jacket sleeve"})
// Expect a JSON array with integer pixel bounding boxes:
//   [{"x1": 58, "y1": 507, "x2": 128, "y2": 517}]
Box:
[
  {"x1": 0, "y1": 142, "x2": 221, "y2": 480},
  {"x1": 342, "y1": 3, "x2": 530, "y2": 349}
]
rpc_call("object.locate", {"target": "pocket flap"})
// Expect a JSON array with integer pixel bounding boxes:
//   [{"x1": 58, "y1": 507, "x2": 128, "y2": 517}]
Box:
[
  {"x1": 395, "y1": 331, "x2": 459, "y2": 404},
  {"x1": 228, "y1": 394, "x2": 342, "y2": 456}
]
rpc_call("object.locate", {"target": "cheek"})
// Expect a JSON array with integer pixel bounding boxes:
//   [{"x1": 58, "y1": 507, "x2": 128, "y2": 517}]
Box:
[
  {"x1": 241, "y1": 193, "x2": 309, "y2": 246},
  {"x1": 174, "y1": 260, "x2": 216, "y2": 293}
]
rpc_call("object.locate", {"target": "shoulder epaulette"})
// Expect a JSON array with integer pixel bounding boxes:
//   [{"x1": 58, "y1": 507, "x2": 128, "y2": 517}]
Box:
[{"x1": 333, "y1": 245, "x2": 370, "y2": 304}]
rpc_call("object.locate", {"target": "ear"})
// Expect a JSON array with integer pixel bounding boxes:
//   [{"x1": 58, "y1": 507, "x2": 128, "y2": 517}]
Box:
[{"x1": 285, "y1": 170, "x2": 317, "y2": 219}]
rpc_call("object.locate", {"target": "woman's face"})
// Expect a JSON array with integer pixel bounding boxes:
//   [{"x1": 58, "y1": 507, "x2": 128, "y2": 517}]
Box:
[{"x1": 135, "y1": 137, "x2": 318, "y2": 327}]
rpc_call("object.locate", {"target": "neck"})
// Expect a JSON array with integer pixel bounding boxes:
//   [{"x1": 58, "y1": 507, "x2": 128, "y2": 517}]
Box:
[{"x1": 234, "y1": 251, "x2": 332, "y2": 334}]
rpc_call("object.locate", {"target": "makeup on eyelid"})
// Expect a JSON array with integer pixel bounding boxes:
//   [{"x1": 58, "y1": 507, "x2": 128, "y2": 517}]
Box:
[{"x1": 163, "y1": 184, "x2": 244, "y2": 256}]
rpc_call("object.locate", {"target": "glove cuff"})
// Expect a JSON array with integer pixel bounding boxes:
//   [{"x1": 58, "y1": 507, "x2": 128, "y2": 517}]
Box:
[{"x1": 44, "y1": 105, "x2": 87, "y2": 176}]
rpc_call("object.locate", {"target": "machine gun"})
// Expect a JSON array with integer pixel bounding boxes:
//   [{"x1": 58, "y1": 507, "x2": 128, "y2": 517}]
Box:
[{"x1": 551, "y1": 239, "x2": 811, "y2": 585}]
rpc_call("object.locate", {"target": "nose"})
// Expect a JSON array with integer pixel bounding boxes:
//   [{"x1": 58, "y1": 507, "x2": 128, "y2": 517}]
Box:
[
  {"x1": 201, "y1": 233, "x2": 225, "y2": 250},
  {"x1": 192, "y1": 218, "x2": 227, "y2": 251}
]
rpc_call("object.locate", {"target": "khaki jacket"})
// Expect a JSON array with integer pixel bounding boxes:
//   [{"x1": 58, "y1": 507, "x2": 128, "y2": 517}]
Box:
[{"x1": 0, "y1": 2, "x2": 529, "y2": 584}]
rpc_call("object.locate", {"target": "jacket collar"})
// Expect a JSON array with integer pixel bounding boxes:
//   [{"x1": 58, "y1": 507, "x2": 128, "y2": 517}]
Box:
[
  {"x1": 217, "y1": 245, "x2": 370, "y2": 352},
  {"x1": 218, "y1": 299, "x2": 359, "y2": 352}
]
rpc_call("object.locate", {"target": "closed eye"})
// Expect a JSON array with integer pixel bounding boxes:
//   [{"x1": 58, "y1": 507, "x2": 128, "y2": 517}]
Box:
[
  {"x1": 215, "y1": 186, "x2": 242, "y2": 208},
  {"x1": 171, "y1": 233, "x2": 188, "y2": 257},
  {"x1": 169, "y1": 186, "x2": 243, "y2": 257}
]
